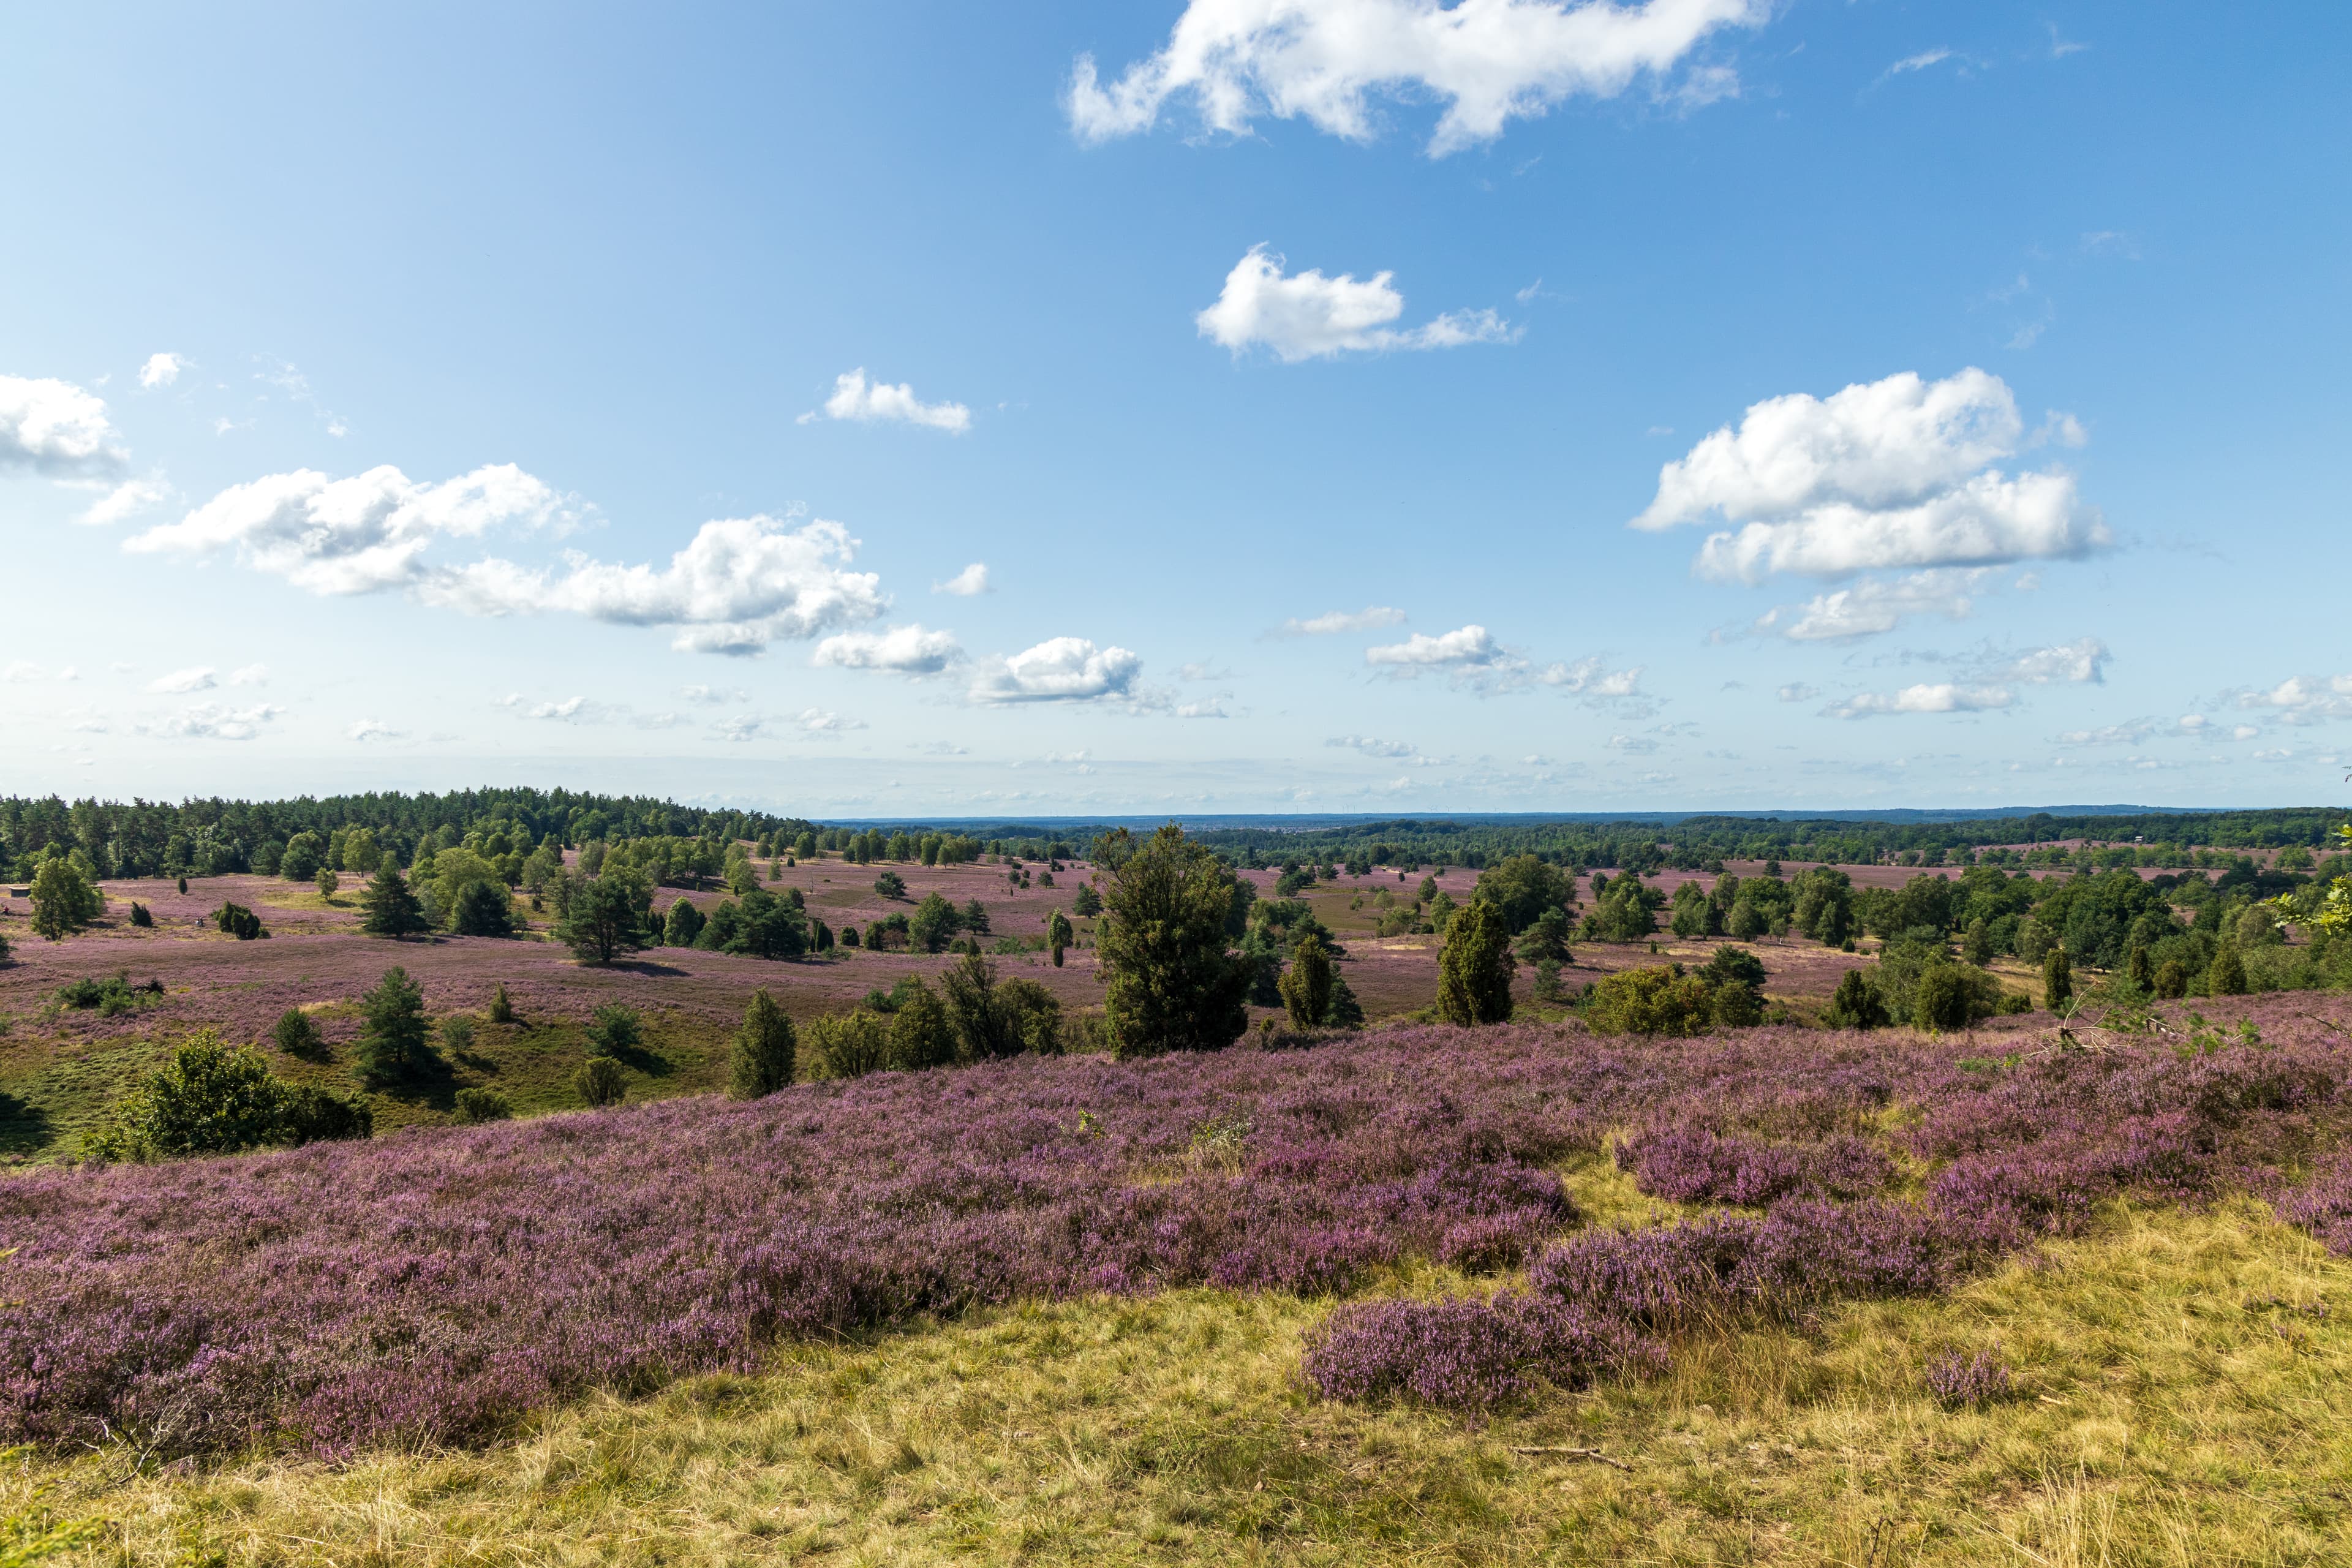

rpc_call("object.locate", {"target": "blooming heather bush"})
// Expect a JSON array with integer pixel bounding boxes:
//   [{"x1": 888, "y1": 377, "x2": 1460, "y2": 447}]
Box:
[
  {"x1": 2275, "y1": 1153, "x2": 2352, "y2": 1254},
  {"x1": 11, "y1": 1008, "x2": 2351, "y2": 1452},
  {"x1": 1925, "y1": 1346, "x2": 2011, "y2": 1408},
  {"x1": 1615, "y1": 1126, "x2": 1892, "y2": 1208}
]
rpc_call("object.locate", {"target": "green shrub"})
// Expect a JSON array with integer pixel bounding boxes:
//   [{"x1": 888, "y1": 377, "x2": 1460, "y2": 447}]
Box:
[
  {"x1": 354, "y1": 967, "x2": 434, "y2": 1085},
  {"x1": 574, "y1": 1057, "x2": 628, "y2": 1107},
  {"x1": 1584, "y1": 965, "x2": 1713, "y2": 1036},
  {"x1": 439, "y1": 1016, "x2": 476, "y2": 1053},
  {"x1": 214, "y1": 902, "x2": 266, "y2": 940},
  {"x1": 586, "y1": 1003, "x2": 642, "y2": 1057},
  {"x1": 728, "y1": 989, "x2": 796, "y2": 1099},
  {"x1": 453, "y1": 1087, "x2": 513, "y2": 1124},
  {"x1": 272, "y1": 1007, "x2": 327, "y2": 1058},
  {"x1": 88, "y1": 1030, "x2": 371, "y2": 1161},
  {"x1": 487, "y1": 982, "x2": 515, "y2": 1024},
  {"x1": 804, "y1": 1010, "x2": 891, "y2": 1080},
  {"x1": 1825, "y1": 968, "x2": 1888, "y2": 1029}
]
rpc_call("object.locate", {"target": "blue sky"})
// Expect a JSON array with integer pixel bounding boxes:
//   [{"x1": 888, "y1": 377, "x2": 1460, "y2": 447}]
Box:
[{"x1": 4, "y1": 1, "x2": 2347, "y2": 815}]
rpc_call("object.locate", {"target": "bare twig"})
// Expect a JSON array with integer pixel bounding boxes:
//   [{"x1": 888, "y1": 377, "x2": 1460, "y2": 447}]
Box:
[{"x1": 1509, "y1": 1445, "x2": 1632, "y2": 1471}]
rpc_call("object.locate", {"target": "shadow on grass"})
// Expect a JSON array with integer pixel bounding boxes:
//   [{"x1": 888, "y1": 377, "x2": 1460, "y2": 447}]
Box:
[
  {"x1": 603, "y1": 1042, "x2": 676, "y2": 1079},
  {"x1": 606, "y1": 960, "x2": 689, "y2": 978},
  {"x1": 0, "y1": 1093, "x2": 53, "y2": 1157}
]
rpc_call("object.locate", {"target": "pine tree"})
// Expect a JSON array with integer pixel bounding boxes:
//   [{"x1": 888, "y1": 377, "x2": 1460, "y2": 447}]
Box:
[
  {"x1": 1096, "y1": 826, "x2": 1252, "y2": 1057},
  {"x1": 360, "y1": 864, "x2": 429, "y2": 939},
  {"x1": 487, "y1": 982, "x2": 516, "y2": 1024},
  {"x1": 1826, "y1": 968, "x2": 1888, "y2": 1030},
  {"x1": 2127, "y1": 943, "x2": 2154, "y2": 993},
  {"x1": 1047, "y1": 908, "x2": 1073, "y2": 967},
  {"x1": 1436, "y1": 897, "x2": 1516, "y2": 1025},
  {"x1": 728, "y1": 989, "x2": 797, "y2": 1099},
  {"x1": 353, "y1": 967, "x2": 432, "y2": 1084}
]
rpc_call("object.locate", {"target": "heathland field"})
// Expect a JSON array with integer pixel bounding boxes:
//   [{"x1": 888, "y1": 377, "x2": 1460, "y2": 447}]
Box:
[{"x1": 6, "y1": 829, "x2": 2352, "y2": 1564}]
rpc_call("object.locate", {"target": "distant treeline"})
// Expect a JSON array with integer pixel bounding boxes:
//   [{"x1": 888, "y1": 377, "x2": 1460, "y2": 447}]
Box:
[{"x1": 5, "y1": 791, "x2": 2346, "y2": 884}]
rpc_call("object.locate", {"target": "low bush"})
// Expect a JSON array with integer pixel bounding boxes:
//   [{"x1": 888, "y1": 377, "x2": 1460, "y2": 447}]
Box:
[
  {"x1": 86, "y1": 1030, "x2": 371, "y2": 1161},
  {"x1": 1583, "y1": 965, "x2": 1713, "y2": 1036},
  {"x1": 271, "y1": 1008, "x2": 327, "y2": 1059},
  {"x1": 574, "y1": 1057, "x2": 628, "y2": 1107},
  {"x1": 586, "y1": 1003, "x2": 641, "y2": 1058},
  {"x1": 453, "y1": 1087, "x2": 513, "y2": 1124}
]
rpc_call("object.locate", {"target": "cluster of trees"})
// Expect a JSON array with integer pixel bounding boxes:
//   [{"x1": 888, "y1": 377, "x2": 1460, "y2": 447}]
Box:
[
  {"x1": 650, "y1": 886, "x2": 829, "y2": 959},
  {"x1": 0, "y1": 788, "x2": 813, "y2": 883},
  {"x1": 799, "y1": 956, "x2": 1065, "y2": 1079}
]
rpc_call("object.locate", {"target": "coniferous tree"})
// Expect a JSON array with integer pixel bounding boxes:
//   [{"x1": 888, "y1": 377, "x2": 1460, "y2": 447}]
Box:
[
  {"x1": 354, "y1": 966, "x2": 432, "y2": 1084},
  {"x1": 1096, "y1": 825, "x2": 1251, "y2": 1057},
  {"x1": 2041, "y1": 944, "x2": 2073, "y2": 1011},
  {"x1": 2209, "y1": 944, "x2": 2249, "y2": 996},
  {"x1": 1436, "y1": 897, "x2": 1515, "y2": 1025},
  {"x1": 1826, "y1": 968, "x2": 1888, "y2": 1030},
  {"x1": 557, "y1": 870, "x2": 649, "y2": 965},
  {"x1": 487, "y1": 982, "x2": 516, "y2": 1024},
  {"x1": 451, "y1": 881, "x2": 514, "y2": 937},
  {"x1": 2127, "y1": 943, "x2": 2155, "y2": 993},
  {"x1": 360, "y1": 864, "x2": 429, "y2": 939},
  {"x1": 728, "y1": 989, "x2": 797, "y2": 1098},
  {"x1": 1047, "y1": 908, "x2": 1073, "y2": 967},
  {"x1": 1278, "y1": 933, "x2": 1335, "y2": 1030}
]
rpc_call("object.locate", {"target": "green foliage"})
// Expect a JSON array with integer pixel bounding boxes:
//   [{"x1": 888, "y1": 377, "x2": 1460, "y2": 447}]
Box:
[
  {"x1": 354, "y1": 966, "x2": 434, "y2": 1085},
  {"x1": 1472, "y1": 854, "x2": 1576, "y2": 934},
  {"x1": 2042, "y1": 945, "x2": 2073, "y2": 1010},
  {"x1": 557, "y1": 867, "x2": 652, "y2": 964},
  {"x1": 908, "y1": 892, "x2": 957, "y2": 954},
  {"x1": 28, "y1": 858, "x2": 101, "y2": 941},
  {"x1": 214, "y1": 900, "x2": 266, "y2": 940},
  {"x1": 1098, "y1": 824, "x2": 1252, "y2": 1058},
  {"x1": 940, "y1": 955, "x2": 1063, "y2": 1061},
  {"x1": 2209, "y1": 944, "x2": 2249, "y2": 996},
  {"x1": 1697, "y1": 946, "x2": 1768, "y2": 990},
  {"x1": 126, "y1": 900, "x2": 152, "y2": 928},
  {"x1": 728, "y1": 989, "x2": 797, "y2": 1099},
  {"x1": 1514, "y1": 907, "x2": 1573, "y2": 966},
  {"x1": 1072, "y1": 882, "x2": 1102, "y2": 918},
  {"x1": 1436, "y1": 897, "x2": 1515, "y2": 1026},
  {"x1": 574, "y1": 1056, "x2": 628, "y2": 1108},
  {"x1": 1912, "y1": 962, "x2": 2007, "y2": 1032},
  {"x1": 1826, "y1": 968, "x2": 1890, "y2": 1030},
  {"x1": 1725, "y1": 897, "x2": 1769, "y2": 940},
  {"x1": 886, "y1": 980, "x2": 959, "y2": 1070},
  {"x1": 1583, "y1": 964, "x2": 1713, "y2": 1036},
  {"x1": 2127, "y1": 944, "x2": 2155, "y2": 992},
  {"x1": 87, "y1": 1028, "x2": 372, "y2": 1161},
  {"x1": 1425, "y1": 890, "x2": 1457, "y2": 934},
  {"x1": 488, "y1": 982, "x2": 515, "y2": 1024},
  {"x1": 1278, "y1": 933, "x2": 1335, "y2": 1030},
  {"x1": 1047, "y1": 908, "x2": 1073, "y2": 967},
  {"x1": 2154, "y1": 958, "x2": 2189, "y2": 1000},
  {"x1": 660, "y1": 896, "x2": 705, "y2": 948},
  {"x1": 804, "y1": 1010, "x2": 892, "y2": 1080},
  {"x1": 451, "y1": 881, "x2": 515, "y2": 938},
  {"x1": 272, "y1": 1006, "x2": 326, "y2": 1058},
  {"x1": 440, "y1": 1015, "x2": 475, "y2": 1053},
  {"x1": 360, "y1": 864, "x2": 430, "y2": 939},
  {"x1": 1579, "y1": 874, "x2": 1662, "y2": 942},
  {"x1": 315, "y1": 869, "x2": 340, "y2": 900},
  {"x1": 453, "y1": 1086, "x2": 513, "y2": 1123},
  {"x1": 56, "y1": 970, "x2": 160, "y2": 1017},
  {"x1": 586, "y1": 1003, "x2": 643, "y2": 1058},
  {"x1": 873, "y1": 870, "x2": 908, "y2": 900}
]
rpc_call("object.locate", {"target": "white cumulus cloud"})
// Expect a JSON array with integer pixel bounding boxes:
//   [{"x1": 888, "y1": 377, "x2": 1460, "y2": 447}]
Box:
[
  {"x1": 813, "y1": 623, "x2": 964, "y2": 675},
  {"x1": 1538, "y1": 655, "x2": 1645, "y2": 698},
  {"x1": 798, "y1": 708, "x2": 867, "y2": 733},
  {"x1": 142, "y1": 701, "x2": 284, "y2": 741},
  {"x1": 2000, "y1": 638, "x2": 2108, "y2": 685},
  {"x1": 1327, "y1": 735, "x2": 1421, "y2": 759},
  {"x1": 971, "y1": 637, "x2": 1144, "y2": 704},
  {"x1": 0, "y1": 375, "x2": 126, "y2": 475},
  {"x1": 1757, "y1": 567, "x2": 1995, "y2": 642},
  {"x1": 1197, "y1": 247, "x2": 1510, "y2": 361},
  {"x1": 805, "y1": 369, "x2": 971, "y2": 433},
  {"x1": 76, "y1": 477, "x2": 171, "y2": 527},
  {"x1": 138, "y1": 352, "x2": 187, "y2": 390},
  {"x1": 1634, "y1": 369, "x2": 2109, "y2": 582},
  {"x1": 147, "y1": 666, "x2": 217, "y2": 694},
  {"x1": 1366, "y1": 624, "x2": 1504, "y2": 668},
  {"x1": 131, "y1": 470, "x2": 891, "y2": 655},
  {"x1": 1278, "y1": 605, "x2": 1408, "y2": 636},
  {"x1": 934, "y1": 562, "x2": 990, "y2": 595},
  {"x1": 127, "y1": 463, "x2": 564, "y2": 595},
  {"x1": 347, "y1": 718, "x2": 400, "y2": 741},
  {"x1": 1823, "y1": 683, "x2": 2015, "y2": 720},
  {"x1": 1068, "y1": 0, "x2": 1770, "y2": 156},
  {"x1": 2234, "y1": 674, "x2": 2352, "y2": 722}
]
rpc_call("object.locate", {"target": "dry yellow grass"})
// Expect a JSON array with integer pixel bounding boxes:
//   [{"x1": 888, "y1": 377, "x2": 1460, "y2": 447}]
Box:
[{"x1": 23, "y1": 1193, "x2": 2352, "y2": 1566}]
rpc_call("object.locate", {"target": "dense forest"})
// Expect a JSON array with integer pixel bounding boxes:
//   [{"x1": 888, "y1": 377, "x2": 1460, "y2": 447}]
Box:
[{"x1": 6, "y1": 794, "x2": 2347, "y2": 886}]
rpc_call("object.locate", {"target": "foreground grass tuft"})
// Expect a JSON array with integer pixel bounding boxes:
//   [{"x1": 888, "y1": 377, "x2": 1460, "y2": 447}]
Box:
[{"x1": 35, "y1": 1200, "x2": 2352, "y2": 1565}]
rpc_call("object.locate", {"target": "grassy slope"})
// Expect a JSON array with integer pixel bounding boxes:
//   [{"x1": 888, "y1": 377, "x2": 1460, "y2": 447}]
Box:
[{"x1": 42, "y1": 1166, "x2": 2352, "y2": 1566}]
